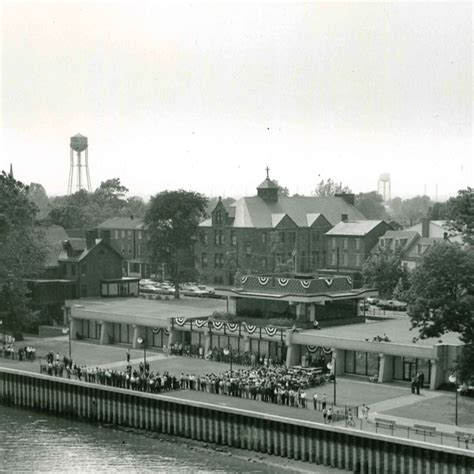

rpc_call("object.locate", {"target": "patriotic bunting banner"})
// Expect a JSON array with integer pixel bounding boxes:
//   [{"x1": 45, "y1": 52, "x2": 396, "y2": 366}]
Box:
[
  {"x1": 323, "y1": 278, "x2": 333, "y2": 286},
  {"x1": 164, "y1": 329, "x2": 170, "y2": 336},
  {"x1": 226, "y1": 322, "x2": 238, "y2": 333},
  {"x1": 194, "y1": 320, "x2": 207, "y2": 328},
  {"x1": 307, "y1": 345, "x2": 318, "y2": 353},
  {"x1": 278, "y1": 278, "x2": 289, "y2": 287},
  {"x1": 244, "y1": 323, "x2": 257, "y2": 334},
  {"x1": 322, "y1": 347, "x2": 332, "y2": 354},
  {"x1": 264, "y1": 326, "x2": 278, "y2": 337},
  {"x1": 346, "y1": 276, "x2": 352, "y2": 285},
  {"x1": 62, "y1": 328, "x2": 69, "y2": 335},
  {"x1": 152, "y1": 327, "x2": 161, "y2": 334},
  {"x1": 175, "y1": 317, "x2": 186, "y2": 326},
  {"x1": 212, "y1": 321, "x2": 224, "y2": 330},
  {"x1": 300, "y1": 280, "x2": 311, "y2": 289},
  {"x1": 258, "y1": 276, "x2": 269, "y2": 286},
  {"x1": 241, "y1": 276, "x2": 248, "y2": 284}
]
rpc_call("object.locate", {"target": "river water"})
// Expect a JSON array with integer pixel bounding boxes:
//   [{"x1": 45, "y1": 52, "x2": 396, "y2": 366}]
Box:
[{"x1": 0, "y1": 406, "x2": 325, "y2": 473}]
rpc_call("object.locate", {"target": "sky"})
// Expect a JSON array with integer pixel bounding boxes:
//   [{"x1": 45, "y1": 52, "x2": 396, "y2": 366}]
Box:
[{"x1": 1, "y1": 1, "x2": 472, "y2": 201}]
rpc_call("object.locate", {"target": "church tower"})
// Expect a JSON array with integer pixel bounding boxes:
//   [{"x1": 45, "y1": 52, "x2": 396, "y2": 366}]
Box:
[{"x1": 257, "y1": 167, "x2": 279, "y2": 203}]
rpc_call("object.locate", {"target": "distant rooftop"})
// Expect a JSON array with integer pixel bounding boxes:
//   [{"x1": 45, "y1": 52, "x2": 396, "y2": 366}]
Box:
[{"x1": 326, "y1": 220, "x2": 387, "y2": 236}]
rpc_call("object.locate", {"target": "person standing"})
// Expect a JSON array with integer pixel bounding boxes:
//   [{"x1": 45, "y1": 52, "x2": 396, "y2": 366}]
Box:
[
  {"x1": 322, "y1": 393, "x2": 327, "y2": 410},
  {"x1": 327, "y1": 407, "x2": 333, "y2": 424},
  {"x1": 323, "y1": 407, "x2": 327, "y2": 424},
  {"x1": 362, "y1": 404, "x2": 369, "y2": 421},
  {"x1": 126, "y1": 349, "x2": 130, "y2": 363},
  {"x1": 313, "y1": 392, "x2": 318, "y2": 410}
]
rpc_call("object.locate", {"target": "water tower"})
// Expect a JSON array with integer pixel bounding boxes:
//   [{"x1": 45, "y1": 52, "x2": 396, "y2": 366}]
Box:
[
  {"x1": 67, "y1": 133, "x2": 92, "y2": 194},
  {"x1": 378, "y1": 173, "x2": 391, "y2": 202}
]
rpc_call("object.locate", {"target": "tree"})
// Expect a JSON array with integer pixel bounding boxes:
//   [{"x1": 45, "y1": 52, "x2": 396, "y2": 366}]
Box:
[
  {"x1": 446, "y1": 187, "x2": 474, "y2": 245},
  {"x1": 145, "y1": 190, "x2": 208, "y2": 298},
  {"x1": 355, "y1": 191, "x2": 387, "y2": 220},
  {"x1": 0, "y1": 172, "x2": 48, "y2": 333},
  {"x1": 407, "y1": 243, "x2": 474, "y2": 381},
  {"x1": 120, "y1": 196, "x2": 147, "y2": 218},
  {"x1": 388, "y1": 195, "x2": 434, "y2": 226},
  {"x1": 313, "y1": 178, "x2": 352, "y2": 197},
  {"x1": 272, "y1": 179, "x2": 289, "y2": 197},
  {"x1": 27, "y1": 183, "x2": 50, "y2": 221},
  {"x1": 362, "y1": 246, "x2": 404, "y2": 299},
  {"x1": 94, "y1": 178, "x2": 129, "y2": 210}
]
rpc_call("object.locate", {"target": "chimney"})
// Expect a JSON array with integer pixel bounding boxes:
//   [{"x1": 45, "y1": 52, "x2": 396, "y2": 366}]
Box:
[
  {"x1": 86, "y1": 230, "x2": 97, "y2": 249},
  {"x1": 335, "y1": 193, "x2": 355, "y2": 206},
  {"x1": 421, "y1": 217, "x2": 430, "y2": 238},
  {"x1": 341, "y1": 214, "x2": 349, "y2": 223},
  {"x1": 443, "y1": 232, "x2": 448, "y2": 240},
  {"x1": 100, "y1": 229, "x2": 111, "y2": 244}
]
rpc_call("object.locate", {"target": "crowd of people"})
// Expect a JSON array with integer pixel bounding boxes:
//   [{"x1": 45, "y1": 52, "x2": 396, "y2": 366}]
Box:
[
  {"x1": 168, "y1": 343, "x2": 285, "y2": 367},
  {"x1": 187, "y1": 365, "x2": 329, "y2": 408},
  {"x1": 1, "y1": 343, "x2": 36, "y2": 361},
  {"x1": 41, "y1": 352, "x2": 179, "y2": 393}
]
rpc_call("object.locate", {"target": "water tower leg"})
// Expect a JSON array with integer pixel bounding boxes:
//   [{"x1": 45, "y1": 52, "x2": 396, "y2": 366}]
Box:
[
  {"x1": 77, "y1": 151, "x2": 82, "y2": 191},
  {"x1": 85, "y1": 148, "x2": 92, "y2": 192},
  {"x1": 67, "y1": 148, "x2": 74, "y2": 195}
]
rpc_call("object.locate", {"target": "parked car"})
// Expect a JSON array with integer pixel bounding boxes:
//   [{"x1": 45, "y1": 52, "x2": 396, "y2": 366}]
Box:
[
  {"x1": 181, "y1": 285, "x2": 208, "y2": 297},
  {"x1": 366, "y1": 297, "x2": 379, "y2": 305},
  {"x1": 139, "y1": 284, "x2": 160, "y2": 294},
  {"x1": 377, "y1": 300, "x2": 407, "y2": 311}
]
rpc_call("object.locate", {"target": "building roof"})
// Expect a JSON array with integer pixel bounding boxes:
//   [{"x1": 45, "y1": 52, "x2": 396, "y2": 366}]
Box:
[
  {"x1": 97, "y1": 216, "x2": 144, "y2": 230},
  {"x1": 202, "y1": 196, "x2": 365, "y2": 229},
  {"x1": 37, "y1": 225, "x2": 69, "y2": 267},
  {"x1": 58, "y1": 238, "x2": 122, "y2": 262},
  {"x1": 381, "y1": 230, "x2": 419, "y2": 240},
  {"x1": 325, "y1": 220, "x2": 386, "y2": 236},
  {"x1": 257, "y1": 177, "x2": 279, "y2": 190}
]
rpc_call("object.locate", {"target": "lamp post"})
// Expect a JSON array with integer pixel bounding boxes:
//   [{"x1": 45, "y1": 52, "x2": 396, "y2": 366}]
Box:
[
  {"x1": 327, "y1": 357, "x2": 337, "y2": 406},
  {"x1": 448, "y1": 372, "x2": 459, "y2": 426},
  {"x1": 137, "y1": 335, "x2": 147, "y2": 368},
  {"x1": 223, "y1": 346, "x2": 233, "y2": 372}
]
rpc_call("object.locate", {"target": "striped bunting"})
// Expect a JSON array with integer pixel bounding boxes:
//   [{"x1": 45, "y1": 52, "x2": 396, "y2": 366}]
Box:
[{"x1": 278, "y1": 278, "x2": 289, "y2": 287}]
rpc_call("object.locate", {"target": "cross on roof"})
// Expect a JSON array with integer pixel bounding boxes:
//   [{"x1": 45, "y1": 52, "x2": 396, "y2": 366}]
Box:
[{"x1": 266, "y1": 166, "x2": 270, "y2": 179}]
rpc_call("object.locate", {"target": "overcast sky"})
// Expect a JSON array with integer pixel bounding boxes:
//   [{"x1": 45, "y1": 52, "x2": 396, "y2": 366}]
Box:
[{"x1": 1, "y1": 1, "x2": 472, "y2": 200}]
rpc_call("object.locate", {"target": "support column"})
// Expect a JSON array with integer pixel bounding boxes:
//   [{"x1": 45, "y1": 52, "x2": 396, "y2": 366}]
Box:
[
  {"x1": 378, "y1": 353, "x2": 394, "y2": 383},
  {"x1": 295, "y1": 303, "x2": 306, "y2": 321},
  {"x1": 285, "y1": 331, "x2": 300, "y2": 367},
  {"x1": 204, "y1": 332, "x2": 212, "y2": 354},
  {"x1": 70, "y1": 318, "x2": 81, "y2": 340},
  {"x1": 430, "y1": 359, "x2": 443, "y2": 390},
  {"x1": 132, "y1": 325, "x2": 146, "y2": 349},
  {"x1": 227, "y1": 296, "x2": 237, "y2": 315},
  {"x1": 242, "y1": 334, "x2": 250, "y2": 352},
  {"x1": 99, "y1": 321, "x2": 114, "y2": 345},
  {"x1": 308, "y1": 304, "x2": 316, "y2": 322},
  {"x1": 167, "y1": 328, "x2": 177, "y2": 347},
  {"x1": 332, "y1": 348, "x2": 344, "y2": 375}
]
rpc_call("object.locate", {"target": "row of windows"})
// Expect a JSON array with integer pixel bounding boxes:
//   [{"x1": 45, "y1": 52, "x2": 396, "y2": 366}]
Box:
[
  {"x1": 330, "y1": 251, "x2": 361, "y2": 267},
  {"x1": 113, "y1": 230, "x2": 147, "y2": 240},
  {"x1": 331, "y1": 237, "x2": 361, "y2": 251}
]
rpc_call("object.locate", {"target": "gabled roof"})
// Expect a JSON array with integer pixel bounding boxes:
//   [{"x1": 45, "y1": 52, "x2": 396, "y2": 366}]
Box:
[
  {"x1": 97, "y1": 216, "x2": 144, "y2": 230},
  {"x1": 380, "y1": 230, "x2": 419, "y2": 240},
  {"x1": 203, "y1": 195, "x2": 365, "y2": 229},
  {"x1": 326, "y1": 220, "x2": 386, "y2": 236},
  {"x1": 58, "y1": 238, "x2": 122, "y2": 262}
]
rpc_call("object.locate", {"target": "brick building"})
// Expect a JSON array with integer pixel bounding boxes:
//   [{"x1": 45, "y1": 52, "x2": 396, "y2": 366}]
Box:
[
  {"x1": 195, "y1": 173, "x2": 366, "y2": 285},
  {"x1": 97, "y1": 216, "x2": 150, "y2": 277}
]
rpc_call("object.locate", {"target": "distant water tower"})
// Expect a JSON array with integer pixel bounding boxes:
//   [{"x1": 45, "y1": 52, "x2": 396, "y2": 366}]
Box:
[
  {"x1": 67, "y1": 133, "x2": 92, "y2": 194},
  {"x1": 378, "y1": 173, "x2": 391, "y2": 202}
]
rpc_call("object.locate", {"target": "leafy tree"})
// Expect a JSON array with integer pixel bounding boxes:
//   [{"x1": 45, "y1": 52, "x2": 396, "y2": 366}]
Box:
[
  {"x1": 272, "y1": 179, "x2": 290, "y2": 197},
  {"x1": 313, "y1": 178, "x2": 352, "y2": 197},
  {"x1": 27, "y1": 183, "x2": 50, "y2": 221},
  {"x1": 446, "y1": 187, "x2": 474, "y2": 245},
  {"x1": 407, "y1": 243, "x2": 474, "y2": 381},
  {"x1": 362, "y1": 246, "x2": 404, "y2": 299},
  {"x1": 0, "y1": 172, "x2": 48, "y2": 333},
  {"x1": 392, "y1": 274, "x2": 410, "y2": 301},
  {"x1": 145, "y1": 190, "x2": 208, "y2": 298},
  {"x1": 388, "y1": 195, "x2": 434, "y2": 226},
  {"x1": 428, "y1": 202, "x2": 449, "y2": 220},
  {"x1": 120, "y1": 196, "x2": 147, "y2": 218},
  {"x1": 94, "y1": 178, "x2": 129, "y2": 210},
  {"x1": 355, "y1": 191, "x2": 387, "y2": 219}
]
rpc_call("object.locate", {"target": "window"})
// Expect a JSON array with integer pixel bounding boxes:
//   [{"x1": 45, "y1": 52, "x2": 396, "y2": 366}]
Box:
[
  {"x1": 81, "y1": 284, "x2": 87, "y2": 297},
  {"x1": 322, "y1": 251, "x2": 327, "y2": 265},
  {"x1": 219, "y1": 231, "x2": 224, "y2": 245},
  {"x1": 214, "y1": 231, "x2": 219, "y2": 245},
  {"x1": 277, "y1": 253, "x2": 283, "y2": 263},
  {"x1": 128, "y1": 230, "x2": 132, "y2": 240},
  {"x1": 355, "y1": 238, "x2": 361, "y2": 250},
  {"x1": 331, "y1": 252, "x2": 337, "y2": 265},
  {"x1": 138, "y1": 231, "x2": 143, "y2": 240},
  {"x1": 128, "y1": 246, "x2": 132, "y2": 255},
  {"x1": 231, "y1": 232, "x2": 237, "y2": 246},
  {"x1": 71, "y1": 264, "x2": 76, "y2": 277},
  {"x1": 246, "y1": 242, "x2": 251, "y2": 256},
  {"x1": 379, "y1": 238, "x2": 385, "y2": 247},
  {"x1": 261, "y1": 232, "x2": 267, "y2": 244},
  {"x1": 331, "y1": 238, "x2": 336, "y2": 249},
  {"x1": 121, "y1": 247, "x2": 125, "y2": 254},
  {"x1": 289, "y1": 232, "x2": 296, "y2": 245},
  {"x1": 342, "y1": 253, "x2": 347, "y2": 266},
  {"x1": 202, "y1": 253, "x2": 208, "y2": 268},
  {"x1": 355, "y1": 254, "x2": 361, "y2": 266},
  {"x1": 343, "y1": 238, "x2": 348, "y2": 250},
  {"x1": 312, "y1": 251, "x2": 319, "y2": 265},
  {"x1": 313, "y1": 231, "x2": 319, "y2": 242},
  {"x1": 214, "y1": 231, "x2": 224, "y2": 245},
  {"x1": 115, "y1": 230, "x2": 119, "y2": 239},
  {"x1": 81, "y1": 264, "x2": 87, "y2": 276},
  {"x1": 214, "y1": 253, "x2": 224, "y2": 268},
  {"x1": 137, "y1": 244, "x2": 141, "y2": 256},
  {"x1": 200, "y1": 232, "x2": 208, "y2": 245},
  {"x1": 279, "y1": 231, "x2": 285, "y2": 243},
  {"x1": 215, "y1": 211, "x2": 223, "y2": 225},
  {"x1": 121, "y1": 230, "x2": 125, "y2": 238}
]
